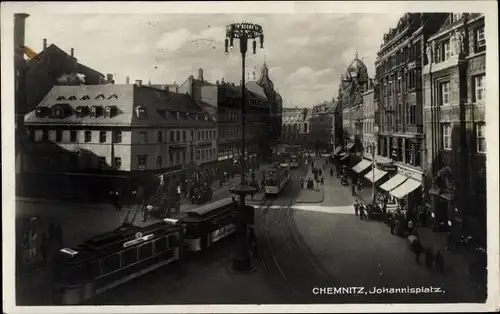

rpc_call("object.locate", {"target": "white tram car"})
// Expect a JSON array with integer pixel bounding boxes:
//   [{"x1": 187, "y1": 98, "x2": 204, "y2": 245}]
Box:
[{"x1": 264, "y1": 164, "x2": 291, "y2": 195}]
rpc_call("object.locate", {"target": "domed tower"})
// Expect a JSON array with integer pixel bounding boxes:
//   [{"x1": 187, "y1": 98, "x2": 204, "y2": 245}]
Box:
[{"x1": 345, "y1": 53, "x2": 369, "y2": 84}]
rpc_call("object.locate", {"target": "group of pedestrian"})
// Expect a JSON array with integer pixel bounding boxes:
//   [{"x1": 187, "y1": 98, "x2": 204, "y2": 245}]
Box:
[{"x1": 408, "y1": 229, "x2": 444, "y2": 271}]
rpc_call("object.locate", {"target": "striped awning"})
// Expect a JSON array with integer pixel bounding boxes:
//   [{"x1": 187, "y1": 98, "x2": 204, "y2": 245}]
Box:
[
  {"x1": 390, "y1": 178, "x2": 422, "y2": 199},
  {"x1": 379, "y1": 174, "x2": 408, "y2": 192},
  {"x1": 339, "y1": 153, "x2": 349, "y2": 160},
  {"x1": 364, "y1": 168, "x2": 388, "y2": 183},
  {"x1": 332, "y1": 146, "x2": 342, "y2": 156},
  {"x1": 346, "y1": 143, "x2": 355, "y2": 150}
]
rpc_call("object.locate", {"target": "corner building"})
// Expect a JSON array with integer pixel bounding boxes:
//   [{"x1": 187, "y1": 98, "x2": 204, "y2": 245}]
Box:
[{"x1": 422, "y1": 13, "x2": 486, "y2": 242}]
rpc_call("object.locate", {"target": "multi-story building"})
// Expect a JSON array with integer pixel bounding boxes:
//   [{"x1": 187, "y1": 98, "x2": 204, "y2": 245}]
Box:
[
  {"x1": 337, "y1": 55, "x2": 370, "y2": 164},
  {"x1": 180, "y1": 66, "x2": 277, "y2": 171},
  {"x1": 23, "y1": 81, "x2": 217, "y2": 200},
  {"x1": 422, "y1": 13, "x2": 486, "y2": 240},
  {"x1": 374, "y1": 13, "x2": 448, "y2": 200},
  {"x1": 281, "y1": 107, "x2": 309, "y2": 145},
  {"x1": 309, "y1": 101, "x2": 335, "y2": 152},
  {"x1": 361, "y1": 79, "x2": 380, "y2": 160}
]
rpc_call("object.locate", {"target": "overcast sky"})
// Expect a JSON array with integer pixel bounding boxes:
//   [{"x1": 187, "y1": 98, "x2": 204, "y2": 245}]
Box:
[{"x1": 21, "y1": 11, "x2": 404, "y2": 108}]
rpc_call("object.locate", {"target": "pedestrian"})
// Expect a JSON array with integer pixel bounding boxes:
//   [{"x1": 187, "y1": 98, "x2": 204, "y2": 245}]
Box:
[
  {"x1": 351, "y1": 183, "x2": 356, "y2": 196},
  {"x1": 359, "y1": 204, "x2": 365, "y2": 220},
  {"x1": 412, "y1": 238, "x2": 423, "y2": 265},
  {"x1": 389, "y1": 214, "x2": 395, "y2": 234},
  {"x1": 425, "y1": 248, "x2": 434, "y2": 268},
  {"x1": 353, "y1": 200, "x2": 360, "y2": 216},
  {"x1": 300, "y1": 178, "x2": 304, "y2": 189},
  {"x1": 40, "y1": 232, "x2": 48, "y2": 263},
  {"x1": 330, "y1": 168, "x2": 333, "y2": 177},
  {"x1": 434, "y1": 251, "x2": 444, "y2": 272}
]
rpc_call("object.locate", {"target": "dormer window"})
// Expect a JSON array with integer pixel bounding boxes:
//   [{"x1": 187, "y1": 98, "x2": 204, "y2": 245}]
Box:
[
  {"x1": 81, "y1": 95, "x2": 90, "y2": 100},
  {"x1": 52, "y1": 106, "x2": 63, "y2": 118},
  {"x1": 95, "y1": 94, "x2": 105, "y2": 100},
  {"x1": 35, "y1": 106, "x2": 48, "y2": 118},
  {"x1": 56, "y1": 96, "x2": 66, "y2": 101},
  {"x1": 91, "y1": 105, "x2": 103, "y2": 118},
  {"x1": 105, "y1": 105, "x2": 117, "y2": 118},
  {"x1": 75, "y1": 106, "x2": 89, "y2": 117},
  {"x1": 108, "y1": 94, "x2": 118, "y2": 100},
  {"x1": 68, "y1": 96, "x2": 77, "y2": 100},
  {"x1": 135, "y1": 105, "x2": 147, "y2": 119}
]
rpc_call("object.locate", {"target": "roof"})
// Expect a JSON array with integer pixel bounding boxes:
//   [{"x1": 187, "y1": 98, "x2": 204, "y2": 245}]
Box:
[
  {"x1": 256, "y1": 62, "x2": 274, "y2": 89},
  {"x1": 25, "y1": 84, "x2": 216, "y2": 128},
  {"x1": 246, "y1": 81, "x2": 268, "y2": 101}
]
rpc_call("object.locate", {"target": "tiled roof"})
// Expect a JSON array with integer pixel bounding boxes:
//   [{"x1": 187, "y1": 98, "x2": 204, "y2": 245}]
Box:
[{"x1": 25, "y1": 84, "x2": 215, "y2": 128}]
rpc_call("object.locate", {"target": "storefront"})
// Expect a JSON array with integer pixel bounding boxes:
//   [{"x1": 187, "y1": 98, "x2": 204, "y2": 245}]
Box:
[
  {"x1": 351, "y1": 159, "x2": 372, "y2": 184},
  {"x1": 378, "y1": 164, "x2": 423, "y2": 211}
]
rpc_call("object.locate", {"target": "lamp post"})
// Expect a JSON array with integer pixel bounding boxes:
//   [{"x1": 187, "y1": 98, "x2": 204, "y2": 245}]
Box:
[
  {"x1": 370, "y1": 125, "x2": 380, "y2": 204},
  {"x1": 225, "y1": 22, "x2": 264, "y2": 273}
]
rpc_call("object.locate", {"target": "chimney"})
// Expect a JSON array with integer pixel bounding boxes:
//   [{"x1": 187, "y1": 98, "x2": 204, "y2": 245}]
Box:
[
  {"x1": 70, "y1": 48, "x2": 74, "y2": 57},
  {"x1": 135, "y1": 80, "x2": 142, "y2": 86},
  {"x1": 198, "y1": 68, "x2": 204, "y2": 82},
  {"x1": 106, "y1": 74, "x2": 114, "y2": 84},
  {"x1": 43, "y1": 38, "x2": 47, "y2": 50},
  {"x1": 126, "y1": 76, "x2": 130, "y2": 84}
]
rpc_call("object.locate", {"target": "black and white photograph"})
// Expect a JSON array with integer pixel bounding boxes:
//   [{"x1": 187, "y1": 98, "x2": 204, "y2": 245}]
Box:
[{"x1": 2, "y1": 1, "x2": 499, "y2": 313}]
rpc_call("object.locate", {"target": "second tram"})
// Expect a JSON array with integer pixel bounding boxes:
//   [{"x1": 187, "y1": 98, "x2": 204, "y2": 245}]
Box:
[{"x1": 264, "y1": 164, "x2": 290, "y2": 195}]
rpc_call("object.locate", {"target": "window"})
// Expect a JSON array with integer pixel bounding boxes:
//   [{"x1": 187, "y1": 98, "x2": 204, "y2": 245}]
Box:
[
  {"x1": 70, "y1": 130, "x2": 77, "y2": 142},
  {"x1": 103, "y1": 254, "x2": 121, "y2": 274},
  {"x1": 99, "y1": 131, "x2": 106, "y2": 143},
  {"x1": 182, "y1": 131, "x2": 186, "y2": 142},
  {"x1": 114, "y1": 157, "x2": 122, "y2": 169},
  {"x1": 156, "y1": 156, "x2": 162, "y2": 168},
  {"x1": 139, "y1": 131, "x2": 147, "y2": 144},
  {"x1": 84, "y1": 131, "x2": 92, "y2": 142},
  {"x1": 114, "y1": 130, "x2": 122, "y2": 143},
  {"x1": 55, "y1": 130, "x2": 62, "y2": 142},
  {"x1": 440, "y1": 82, "x2": 450, "y2": 106},
  {"x1": 108, "y1": 94, "x2": 118, "y2": 100},
  {"x1": 170, "y1": 131, "x2": 174, "y2": 142},
  {"x1": 176, "y1": 131, "x2": 180, "y2": 142},
  {"x1": 80, "y1": 95, "x2": 90, "y2": 100},
  {"x1": 95, "y1": 94, "x2": 105, "y2": 100},
  {"x1": 474, "y1": 75, "x2": 485, "y2": 102},
  {"x1": 98, "y1": 157, "x2": 106, "y2": 169},
  {"x1": 157, "y1": 131, "x2": 163, "y2": 143},
  {"x1": 122, "y1": 248, "x2": 138, "y2": 267},
  {"x1": 476, "y1": 27, "x2": 485, "y2": 51},
  {"x1": 56, "y1": 96, "x2": 66, "y2": 101},
  {"x1": 453, "y1": 13, "x2": 462, "y2": 22},
  {"x1": 444, "y1": 40, "x2": 452, "y2": 60},
  {"x1": 68, "y1": 96, "x2": 77, "y2": 100},
  {"x1": 138, "y1": 155, "x2": 147, "y2": 169},
  {"x1": 139, "y1": 243, "x2": 153, "y2": 260},
  {"x1": 201, "y1": 150, "x2": 205, "y2": 160},
  {"x1": 443, "y1": 124, "x2": 452, "y2": 150},
  {"x1": 190, "y1": 130, "x2": 194, "y2": 140},
  {"x1": 477, "y1": 123, "x2": 486, "y2": 153},
  {"x1": 154, "y1": 238, "x2": 168, "y2": 254}
]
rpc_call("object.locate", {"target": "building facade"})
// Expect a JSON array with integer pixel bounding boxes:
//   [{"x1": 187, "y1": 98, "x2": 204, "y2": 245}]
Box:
[
  {"x1": 281, "y1": 107, "x2": 309, "y2": 146},
  {"x1": 375, "y1": 13, "x2": 448, "y2": 187},
  {"x1": 422, "y1": 13, "x2": 486, "y2": 240},
  {"x1": 361, "y1": 80, "x2": 379, "y2": 159},
  {"x1": 23, "y1": 82, "x2": 217, "y2": 200},
  {"x1": 309, "y1": 101, "x2": 335, "y2": 152}
]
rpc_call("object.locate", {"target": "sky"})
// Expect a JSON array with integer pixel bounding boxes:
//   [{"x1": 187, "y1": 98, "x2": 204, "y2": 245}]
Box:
[{"x1": 21, "y1": 11, "x2": 404, "y2": 108}]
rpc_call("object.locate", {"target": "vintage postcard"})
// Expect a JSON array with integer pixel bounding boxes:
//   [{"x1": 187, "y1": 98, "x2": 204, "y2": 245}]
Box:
[{"x1": 1, "y1": 1, "x2": 499, "y2": 313}]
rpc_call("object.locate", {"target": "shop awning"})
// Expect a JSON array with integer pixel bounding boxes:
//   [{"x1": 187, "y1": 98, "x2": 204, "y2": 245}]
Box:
[
  {"x1": 364, "y1": 168, "x2": 388, "y2": 183},
  {"x1": 346, "y1": 143, "x2": 355, "y2": 150},
  {"x1": 352, "y1": 159, "x2": 372, "y2": 173},
  {"x1": 339, "y1": 153, "x2": 349, "y2": 160},
  {"x1": 379, "y1": 174, "x2": 407, "y2": 191},
  {"x1": 390, "y1": 178, "x2": 422, "y2": 199},
  {"x1": 332, "y1": 146, "x2": 342, "y2": 156}
]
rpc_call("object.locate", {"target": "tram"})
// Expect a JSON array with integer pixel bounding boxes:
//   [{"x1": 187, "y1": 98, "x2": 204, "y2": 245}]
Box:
[
  {"x1": 264, "y1": 164, "x2": 290, "y2": 195},
  {"x1": 182, "y1": 197, "x2": 237, "y2": 252},
  {"x1": 55, "y1": 220, "x2": 183, "y2": 305},
  {"x1": 55, "y1": 197, "x2": 248, "y2": 304}
]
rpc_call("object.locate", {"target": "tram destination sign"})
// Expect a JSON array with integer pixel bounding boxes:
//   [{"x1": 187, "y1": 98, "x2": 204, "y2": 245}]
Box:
[{"x1": 123, "y1": 233, "x2": 154, "y2": 248}]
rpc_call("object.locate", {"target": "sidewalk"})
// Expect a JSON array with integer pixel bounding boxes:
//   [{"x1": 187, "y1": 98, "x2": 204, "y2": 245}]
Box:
[{"x1": 296, "y1": 163, "x2": 324, "y2": 204}]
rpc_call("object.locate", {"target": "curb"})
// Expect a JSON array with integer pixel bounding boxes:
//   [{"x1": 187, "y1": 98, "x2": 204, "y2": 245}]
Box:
[{"x1": 295, "y1": 188, "x2": 325, "y2": 204}]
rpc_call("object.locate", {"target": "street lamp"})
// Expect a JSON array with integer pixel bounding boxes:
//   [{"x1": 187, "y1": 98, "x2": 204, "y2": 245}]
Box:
[
  {"x1": 225, "y1": 22, "x2": 264, "y2": 273},
  {"x1": 370, "y1": 125, "x2": 380, "y2": 204}
]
